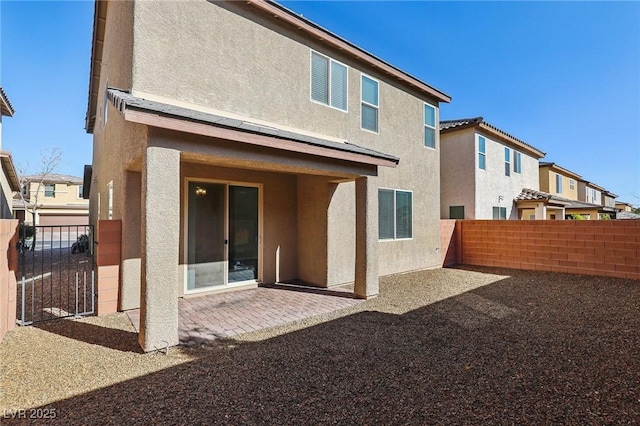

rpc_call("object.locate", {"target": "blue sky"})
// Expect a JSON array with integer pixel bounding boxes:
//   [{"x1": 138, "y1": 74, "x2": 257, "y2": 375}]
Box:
[{"x1": 1, "y1": 1, "x2": 639, "y2": 204}]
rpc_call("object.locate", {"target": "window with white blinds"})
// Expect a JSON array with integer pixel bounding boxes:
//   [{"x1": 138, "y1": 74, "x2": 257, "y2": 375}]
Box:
[
  {"x1": 311, "y1": 51, "x2": 347, "y2": 111},
  {"x1": 379, "y1": 189, "x2": 413, "y2": 240}
]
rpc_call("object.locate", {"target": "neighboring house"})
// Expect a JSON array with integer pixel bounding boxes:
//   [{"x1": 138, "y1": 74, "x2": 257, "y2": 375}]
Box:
[
  {"x1": 439, "y1": 117, "x2": 545, "y2": 220},
  {"x1": 539, "y1": 162, "x2": 617, "y2": 220},
  {"x1": 84, "y1": 0, "x2": 451, "y2": 350},
  {"x1": 14, "y1": 174, "x2": 89, "y2": 225},
  {"x1": 616, "y1": 201, "x2": 635, "y2": 213},
  {"x1": 0, "y1": 87, "x2": 20, "y2": 219},
  {"x1": 538, "y1": 162, "x2": 581, "y2": 201},
  {"x1": 600, "y1": 190, "x2": 618, "y2": 218}
]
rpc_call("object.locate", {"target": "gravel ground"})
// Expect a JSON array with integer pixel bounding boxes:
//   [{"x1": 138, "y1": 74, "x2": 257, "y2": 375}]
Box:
[
  {"x1": 1, "y1": 266, "x2": 639, "y2": 425},
  {"x1": 16, "y1": 246, "x2": 94, "y2": 324}
]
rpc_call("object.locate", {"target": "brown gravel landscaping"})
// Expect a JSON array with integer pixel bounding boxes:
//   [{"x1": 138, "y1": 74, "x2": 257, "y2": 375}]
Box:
[{"x1": 1, "y1": 266, "x2": 639, "y2": 424}]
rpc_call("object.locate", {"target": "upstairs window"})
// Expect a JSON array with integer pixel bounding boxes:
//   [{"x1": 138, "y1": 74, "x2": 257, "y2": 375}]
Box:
[
  {"x1": 361, "y1": 74, "x2": 379, "y2": 132},
  {"x1": 569, "y1": 179, "x2": 575, "y2": 190},
  {"x1": 77, "y1": 185, "x2": 84, "y2": 199},
  {"x1": 44, "y1": 184, "x2": 55, "y2": 197},
  {"x1": 556, "y1": 174, "x2": 563, "y2": 194},
  {"x1": 379, "y1": 189, "x2": 413, "y2": 240},
  {"x1": 504, "y1": 148, "x2": 511, "y2": 176},
  {"x1": 424, "y1": 103, "x2": 436, "y2": 149},
  {"x1": 514, "y1": 151, "x2": 522, "y2": 174},
  {"x1": 311, "y1": 51, "x2": 347, "y2": 111},
  {"x1": 478, "y1": 136, "x2": 486, "y2": 170}
]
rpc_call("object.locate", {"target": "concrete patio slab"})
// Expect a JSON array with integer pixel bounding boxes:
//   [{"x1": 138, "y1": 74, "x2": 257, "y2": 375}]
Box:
[{"x1": 126, "y1": 283, "x2": 363, "y2": 345}]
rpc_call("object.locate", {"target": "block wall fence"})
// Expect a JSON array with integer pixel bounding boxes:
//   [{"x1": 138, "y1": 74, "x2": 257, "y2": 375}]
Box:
[
  {"x1": 441, "y1": 220, "x2": 640, "y2": 280},
  {"x1": 439, "y1": 220, "x2": 458, "y2": 267},
  {"x1": 0, "y1": 220, "x2": 18, "y2": 342},
  {"x1": 96, "y1": 220, "x2": 122, "y2": 316}
]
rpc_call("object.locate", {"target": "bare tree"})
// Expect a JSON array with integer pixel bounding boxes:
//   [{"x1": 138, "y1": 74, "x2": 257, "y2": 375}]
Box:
[{"x1": 16, "y1": 148, "x2": 62, "y2": 249}]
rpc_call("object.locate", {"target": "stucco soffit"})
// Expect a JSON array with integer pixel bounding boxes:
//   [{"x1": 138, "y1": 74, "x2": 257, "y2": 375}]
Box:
[{"x1": 0, "y1": 151, "x2": 21, "y2": 192}]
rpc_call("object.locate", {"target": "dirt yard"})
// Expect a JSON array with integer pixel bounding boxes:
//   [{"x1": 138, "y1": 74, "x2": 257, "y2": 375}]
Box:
[{"x1": 1, "y1": 266, "x2": 639, "y2": 424}]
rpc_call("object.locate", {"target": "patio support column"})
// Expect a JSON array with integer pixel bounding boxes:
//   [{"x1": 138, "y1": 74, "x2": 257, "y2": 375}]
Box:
[
  {"x1": 534, "y1": 203, "x2": 546, "y2": 220},
  {"x1": 354, "y1": 175, "x2": 378, "y2": 299},
  {"x1": 139, "y1": 146, "x2": 181, "y2": 352}
]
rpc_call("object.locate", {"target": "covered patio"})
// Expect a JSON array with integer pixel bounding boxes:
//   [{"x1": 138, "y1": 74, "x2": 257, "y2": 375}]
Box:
[{"x1": 107, "y1": 89, "x2": 398, "y2": 351}]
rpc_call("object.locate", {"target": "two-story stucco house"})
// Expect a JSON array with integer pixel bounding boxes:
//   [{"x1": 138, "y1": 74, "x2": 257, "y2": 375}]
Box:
[
  {"x1": 84, "y1": 0, "x2": 450, "y2": 350},
  {"x1": 538, "y1": 162, "x2": 617, "y2": 220},
  {"x1": 439, "y1": 117, "x2": 546, "y2": 220},
  {"x1": 14, "y1": 174, "x2": 89, "y2": 225},
  {"x1": 0, "y1": 87, "x2": 20, "y2": 219}
]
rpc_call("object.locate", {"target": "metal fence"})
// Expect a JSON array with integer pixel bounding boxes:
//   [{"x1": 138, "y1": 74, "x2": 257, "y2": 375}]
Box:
[{"x1": 17, "y1": 225, "x2": 95, "y2": 325}]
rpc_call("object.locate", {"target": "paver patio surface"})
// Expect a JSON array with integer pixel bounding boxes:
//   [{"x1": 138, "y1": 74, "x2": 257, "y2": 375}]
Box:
[{"x1": 126, "y1": 283, "x2": 363, "y2": 344}]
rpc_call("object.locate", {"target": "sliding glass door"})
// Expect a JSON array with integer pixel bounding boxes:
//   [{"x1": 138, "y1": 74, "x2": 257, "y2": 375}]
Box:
[
  {"x1": 228, "y1": 186, "x2": 259, "y2": 283},
  {"x1": 186, "y1": 181, "x2": 259, "y2": 292}
]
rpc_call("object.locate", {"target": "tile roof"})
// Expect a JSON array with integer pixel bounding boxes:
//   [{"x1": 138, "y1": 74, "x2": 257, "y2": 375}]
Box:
[
  {"x1": 515, "y1": 188, "x2": 617, "y2": 212},
  {"x1": 22, "y1": 174, "x2": 84, "y2": 185},
  {"x1": 440, "y1": 117, "x2": 545, "y2": 158},
  {"x1": 514, "y1": 188, "x2": 554, "y2": 201},
  {"x1": 108, "y1": 88, "x2": 399, "y2": 164},
  {"x1": 0, "y1": 87, "x2": 15, "y2": 117}
]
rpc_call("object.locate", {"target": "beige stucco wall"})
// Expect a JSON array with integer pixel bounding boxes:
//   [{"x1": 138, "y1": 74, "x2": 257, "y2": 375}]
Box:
[
  {"x1": 0, "y1": 171, "x2": 12, "y2": 219},
  {"x1": 441, "y1": 129, "x2": 540, "y2": 220},
  {"x1": 474, "y1": 131, "x2": 540, "y2": 220},
  {"x1": 440, "y1": 128, "x2": 476, "y2": 219},
  {"x1": 539, "y1": 167, "x2": 579, "y2": 201},
  {"x1": 89, "y1": 0, "x2": 141, "y2": 225},
  {"x1": 519, "y1": 208, "x2": 536, "y2": 220},
  {"x1": 577, "y1": 181, "x2": 602, "y2": 204},
  {"x1": 95, "y1": 0, "x2": 446, "y2": 306},
  {"x1": 616, "y1": 203, "x2": 632, "y2": 212},
  {"x1": 128, "y1": 1, "x2": 443, "y2": 278},
  {"x1": 28, "y1": 182, "x2": 87, "y2": 206},
  {"x1": 297, "y1": 175, "x2": 329, "y2": 286}
]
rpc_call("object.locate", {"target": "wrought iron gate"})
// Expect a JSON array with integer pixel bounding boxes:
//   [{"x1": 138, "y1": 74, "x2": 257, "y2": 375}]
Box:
[{"x1": 17, "y1": 225, "x2": 95, "y2": 325}]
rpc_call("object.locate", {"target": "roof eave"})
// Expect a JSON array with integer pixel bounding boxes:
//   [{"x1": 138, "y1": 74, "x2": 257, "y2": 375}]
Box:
[
  {"x1": 440, "y1": 119, "x2": 545, "y2": 158},
  {"x1": 0, "y1": 87, "x2": 15, "y2": 117},
  {"x1": 85, "y1": 0, "x2": 107, "y2": 134},
  {"x1": 120, "y1": 107, "x2": 398, "y2": 168},
  {"x1": 476, "y1": 123, "x2": 545, "y2": 159},
  {"x1": 247, "y1": 0, "x2": 451, "y2": 103},
  {"x1": 0, "y1": 151, "x2": 21, "y2": 192},
  {"x1": 539, "y1": 163, "x2": 582, "y2": 180}
]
